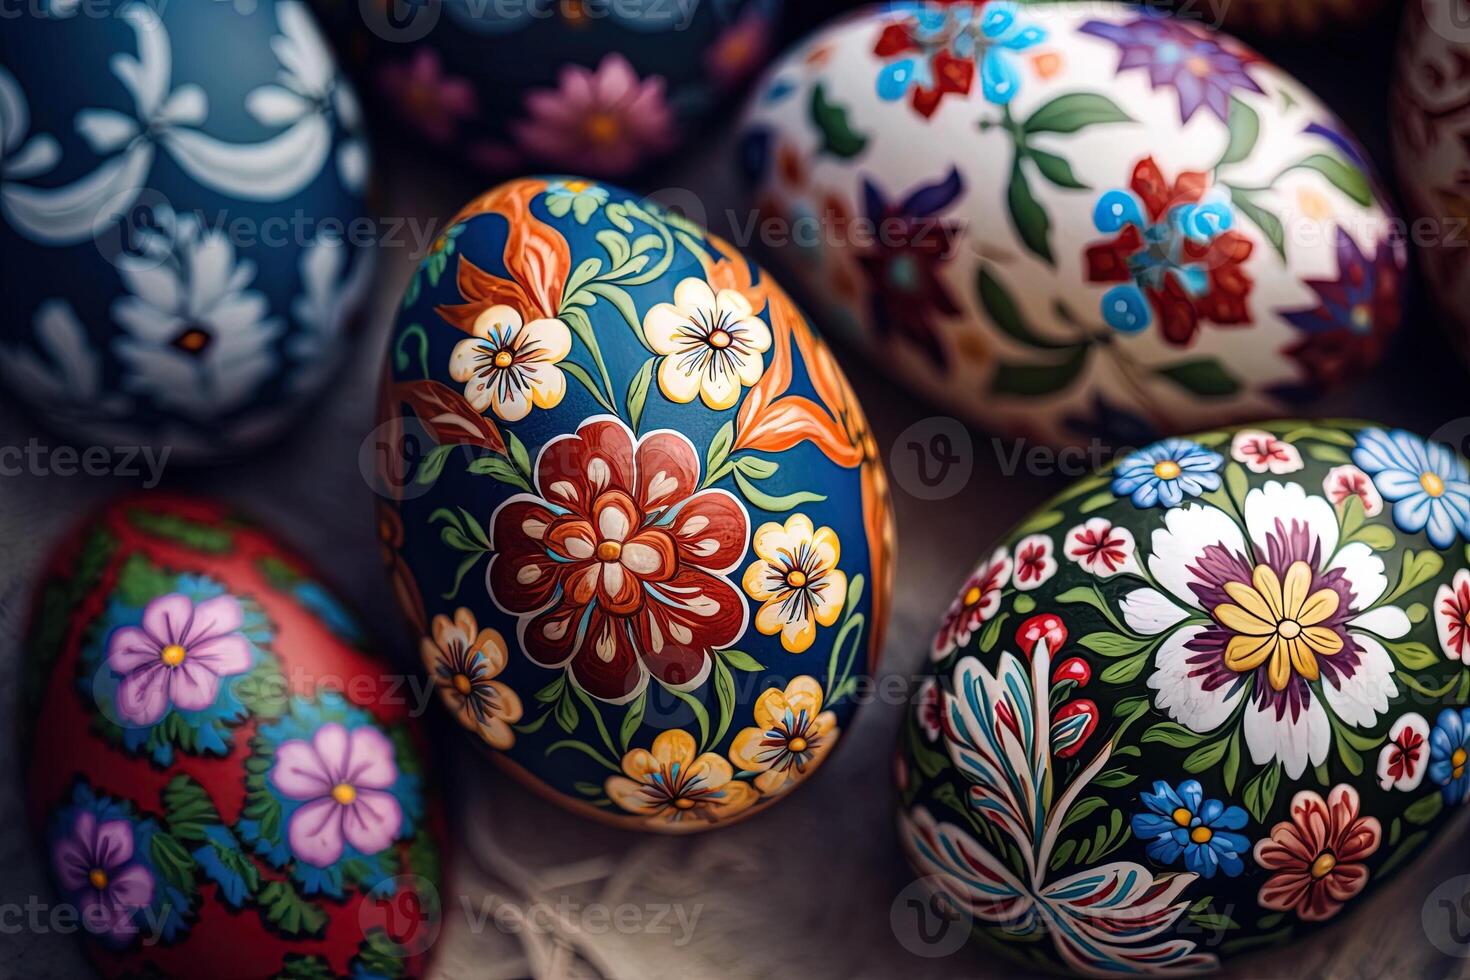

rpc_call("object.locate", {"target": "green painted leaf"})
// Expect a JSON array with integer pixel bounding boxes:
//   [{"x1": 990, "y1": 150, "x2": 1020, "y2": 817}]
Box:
[
  {"x1": 466, "y1": 455, "x2": 532, "y2": 492},
  {"x1": 1023, "y1": 92, "x2": 1133, "y2": 134},
  {"x1": 1404, "y1": 791, "x2": 1444, "y2": 825},
  {"x1": 1305, "y1": 443, "x2": 1351, "y2": 464},
  {"x1": 810, "y1": 84, "x2": 868, "y2": 158},
  {"x1": 1141, "y1": 722, "x2": 1208, "y2": 749},
  {"x1": 1093, "y1": 768, "x2": 1137, "y2": 788},
  {"x1": 979, "y1": 610, "x2": 1011, "y2": 654},
  {"x1": 619, "y1": 689, "x2": 647, "y2": 752},
  {"x1": 719, "y1": 649, "x2": 766, "y2": 672},
  {"x1": 1290, "y1": 152, "x2": 1373, "y2": 206},
  {"x1": 733, "y1": 455, "x2": 779, "y2": 480},
  {"x1": 258, "y1": 879, "x2": 329, "y2": 938},
  {"x1": 1183, "y1": 737, "x2": 1230, "y2": 773},
  {"x1": 1008, "y1": 158, "x2": 1053, "y2": 264},
  {"x1": 706, "y1": 421, "x2": 735, "y2": 479},
  {"x1": 978, "y1": 266, "x2": 1069, "y2": 349},
  {"x1": 626, "y1": 358, "x2": 654, "y2": 432},
  {"x1": 1218, "y1": 97, "x2": 1260, "y2": 167},
  {"x1": 1078, "y1": 632, "x2": 1150, "y2": 658},
  {"x1": 127, "y1": 509, "x2": 233, "y2": 553},
  {"x1": 1230, "y1": 189, "x2": 1286, "y2": 260},
  {"x1": 1385, "y1": 640, "x2": 1439, "y2": 670},
  {"x1": 990, "y1": 346, "x2": 1089, "y2": 397},
  {"x1": 1013, "y1": 510, "x2": 1064, "y2": 535},
  {"x1": 1155, "y1": 359, "x2": 1241, "y2": 397},
  {"x1": 162, "y1": 775, "x2": 221, "y2": 843},
  {"x1": 1100, "y1": 651, "x2": 1149, "y2": 684},
  {"x1": 732, "y1": 469, "x2": 827, "y2": 511},
  {"x1": 554, "y1": 690, "x2": 579, "y2": 734},
  {"x1": 1223, "y1": 729, "x2": 1242, "y2": 793},
  {"x1": 1243, "y1": 765, "x2": 1280, "y2": 824},
  {"x1": 1027, "y1": 147, "x2": 1087, "y2": 189},
  {"x1": 712, "y1": 657, "x2": 737, "y2": 749},
  {"x1": 1385, "y1": 550, "x2": 1444, "y2": 605}
]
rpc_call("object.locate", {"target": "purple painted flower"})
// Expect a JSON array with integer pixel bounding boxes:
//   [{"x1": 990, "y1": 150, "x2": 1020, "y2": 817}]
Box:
[
  {"x1": 270, "y1": 723, "x2": 404, "y2": 868},
  {"x1": 1080, "y1": 14, "x2": 1263, "y2": 124},
  {"x1": 52, "y1": 812, "x2": 154, "y2": 942},
  {"x1": 1281, "y1": 228, "x2": 1404, "y2": 391},
  {"x1": 106, "y1": 594, "x2": 252, "y2": 726}
]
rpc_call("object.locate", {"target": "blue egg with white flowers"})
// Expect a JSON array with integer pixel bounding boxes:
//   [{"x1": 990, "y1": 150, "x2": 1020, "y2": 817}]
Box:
[{"x1": 0, "y1": 0, "x2": 373, "y2": 461}]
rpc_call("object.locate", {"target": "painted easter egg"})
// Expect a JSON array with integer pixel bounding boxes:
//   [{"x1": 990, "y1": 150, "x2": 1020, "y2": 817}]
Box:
[
  {"x1": 315, "y1": 0, "x2": 781, "y2": 178},
  {"x1": 738, "y1": 2, "x2": 1405, "y2": 448},
  {"x1": 23, "y1": 496, "x2": 443, "y2": 978},
  {"x1": 897, "y1": 420, "x2": 1470, "y2": 973},
  {"x1": 375, "y1": 176, "x2": 894, "y2": 831},
  {"x1": 0, "y1": 1, "x2": 373, "y2": 461},
  {"x1": 1393, "y1": 0, "x2": 1470, "y2": 361}
]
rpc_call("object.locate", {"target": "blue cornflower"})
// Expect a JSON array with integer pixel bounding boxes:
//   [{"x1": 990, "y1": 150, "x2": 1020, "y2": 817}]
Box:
[
  {"x1": 1352, "y1": 428, "x2": 1470, "y2": 550},
  {"x1": 1429, "y1": 708, "x2": 1470, "y2": 804},
  {"x1": 1131, "y1": 779, "x2": 1249, "y2": 879},
  {"x1": 1111, "y1": 438, "x2": 1224, "y2": 509}
]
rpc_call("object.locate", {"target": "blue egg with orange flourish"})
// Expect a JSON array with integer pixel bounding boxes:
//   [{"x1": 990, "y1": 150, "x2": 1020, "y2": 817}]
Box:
[{"x1": 375, "y1": 176, "x2": 894, "y2": 831}]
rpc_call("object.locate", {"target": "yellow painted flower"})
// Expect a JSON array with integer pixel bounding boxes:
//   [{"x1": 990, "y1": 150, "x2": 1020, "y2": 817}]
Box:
[
  {"x1": 449, "y1": 304, "x2": 571, "y2": 421},
  {"x1": 643, "y1": 277, "x2": 772, "y2": 410},
  {"x1": 1215, "y1": 560, "x2": 1344, "y2": 692},
  {"x1": 605, "y1": 729, "x2": 755, "y2": 829},
  {"x1": 742, "y1": 514, "x2": 847, "y2": 654},
  {"x1": 729, "y1": 676, "x2": 840, "y2": 796},
  {"x1": 420, "y1": 608, "x2": 523, "y2": 749}
]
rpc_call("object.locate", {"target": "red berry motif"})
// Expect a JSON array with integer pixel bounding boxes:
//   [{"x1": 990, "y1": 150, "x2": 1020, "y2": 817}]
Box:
[
  {"x1": 1052, "y1": 657, "x2": 1092, "y2": 687},
  {"x1": 1051, "y1": 700, "x2": 1099, "y2": 759},
  {"x1": 1016, "y1": 613, "x2": 1068, "y2": 658}
]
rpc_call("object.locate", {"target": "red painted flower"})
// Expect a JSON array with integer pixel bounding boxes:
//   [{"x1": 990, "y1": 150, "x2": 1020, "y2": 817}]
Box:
[
  {"x1": 932, "y1": 547, "x2": 1011, "y2": 660},
  {"x1": 488, "y1": 417, "x2": 750, "y2": 703},
  {"x1": 1085, "y1": 157, "x2": 1254, "y2": 346},
  {"x1": 873, "y1": 19, "x2": 975, "y2": 118},
  {"x1": 1436, "y1": 569, "x2": 1470, "y2": 662},
  {"x1": 1254, "y1": 784, "x2": 1381, "y2": 922}
]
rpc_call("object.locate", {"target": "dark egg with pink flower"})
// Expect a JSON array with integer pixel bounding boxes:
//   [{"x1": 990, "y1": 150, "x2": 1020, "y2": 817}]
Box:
[
  {"x1": 899, "y1": 419, "x2": 1470, "y2": 971},
  {"x1": 376, "y1": 176, "x2": 893, "y2": 831},
  {"x1": 318, "y1": 0, "x2": 782, "y2": 178},
  {"x1": 738, "y1": 1, "x2": 1405, "y2": 447},
  {"x1": 22, "y1": 496, "x2": 444, "y2": 978}
]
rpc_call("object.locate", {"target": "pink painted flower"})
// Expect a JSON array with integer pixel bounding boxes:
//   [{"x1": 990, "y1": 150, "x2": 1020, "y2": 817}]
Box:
[
  {"x1": 1436, "y1": 569, "x2": 1470, "y2": 662},
  {"x1": 52, "y1": 812, "x2": 154, "y2": 942},
  {"x1": 1012, "y1": 534, "x2": 1057, "y2": 592},
  {"x1": 379, "y1": 48, "x2": 477, "y2": 145},
  {"x1": 1230, "y1": 430, "x2": 1303, "y2": 474},
  {"x1": 931, "y1": 547, "x2": 1011, "y2": 660},
  {"x1": 706, "y1": 6, "x2": 773, "y2": 89},
  {"x1": 1322, "y1": 464, "x2": 1384, "y2": 517},
  {"x1": 513, "y1": 54, "x2": 676, "y2": 177},
  {"x1": 1063, "y1": 517, "x2": 1137, "y2": 578},
  {"x1": 106, "y1": 594, "x2": 252, "y2": 726},
  {"x1": 270, "y1": 723, "x2": 404, "y2": 868}
]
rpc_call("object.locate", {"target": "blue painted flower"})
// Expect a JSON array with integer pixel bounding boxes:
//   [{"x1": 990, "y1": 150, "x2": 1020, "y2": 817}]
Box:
[
  {"x1": 875, "y1": 3, "x2": 1044, "y2": 114},
  {"x1": 974, "y1": 3, "x2": 1046, "y2": 105},
  {"x1": 1112, "y1": 439, "x2": 1224, "y2": 509},
  {"x1": 544, "y1": 179, "x2": 610, "y2": 224},
  {"x1": 1352, "y1": 428, "x2": 1470, "y2": 549},
  {"x1": 1429, "y1": 708, "x2": 1470, "y2": 804},
  {"x1": 1131, "y1": 779, "x2": 1249, "y2": 879}
]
